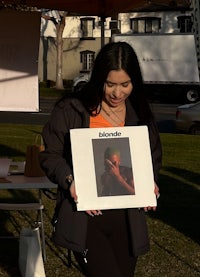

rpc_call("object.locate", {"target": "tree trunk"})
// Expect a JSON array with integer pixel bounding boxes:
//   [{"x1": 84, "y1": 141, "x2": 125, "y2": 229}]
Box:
[{"x1": 55, "y1": 16, "x2": 65, "y2": 90}]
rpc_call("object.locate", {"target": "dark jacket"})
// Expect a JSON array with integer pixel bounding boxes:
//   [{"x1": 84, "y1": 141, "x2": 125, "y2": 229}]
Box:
[{"x1": 40, "y1": 97, "x2": 162, "y2": 256}]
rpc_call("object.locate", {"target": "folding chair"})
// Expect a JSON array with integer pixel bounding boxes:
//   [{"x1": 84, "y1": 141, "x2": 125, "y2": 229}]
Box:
[{"x1": 0, "y1": 202, "x2": 46, "y2": 261}]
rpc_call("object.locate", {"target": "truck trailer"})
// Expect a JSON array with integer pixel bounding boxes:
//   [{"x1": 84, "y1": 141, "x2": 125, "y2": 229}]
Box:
[{"x1": 113, "y1": 33, "x2": 200, "y2": 103}]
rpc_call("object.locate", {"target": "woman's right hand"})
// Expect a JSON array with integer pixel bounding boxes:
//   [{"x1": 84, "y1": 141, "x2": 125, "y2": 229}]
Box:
[
  {"x1": 69, "y1": 181, "x2": 78, "y2": 203},
  {"x1": 70, "y1": 181, "x2": 102, "y2": 216}
]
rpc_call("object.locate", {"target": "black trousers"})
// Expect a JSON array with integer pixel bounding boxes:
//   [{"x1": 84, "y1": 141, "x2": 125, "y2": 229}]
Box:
[{"x1": 73, "y1": 209, "x2": 137, "y2": 277}]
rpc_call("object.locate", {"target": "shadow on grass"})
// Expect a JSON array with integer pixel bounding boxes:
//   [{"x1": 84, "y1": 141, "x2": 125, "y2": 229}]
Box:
[
  {"x1": 149, "y1": 166, "x2": 200, "y2": 244},
  {"x1": 0, "y1": 238, "x2": 21, "y2": 276}
]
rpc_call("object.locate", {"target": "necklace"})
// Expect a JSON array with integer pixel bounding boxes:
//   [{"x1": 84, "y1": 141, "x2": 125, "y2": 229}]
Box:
[
  {"x1": 101, "y1": 104, "x2": 125, "y2": 116},
  {"x1": 101, "y1": 106, "x2": 112, "y2": 116},
  {"x1": 111, "y1": 108, "x2": 126, "y2": 124},
  {"x1": 101, "y1": 103, "x2": 126, "y2": 126}
]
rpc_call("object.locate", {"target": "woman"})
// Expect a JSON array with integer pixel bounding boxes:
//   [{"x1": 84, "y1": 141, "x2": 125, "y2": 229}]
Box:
[{"x1": 40, "y1": 42, "x2": 162, "y2": 277}]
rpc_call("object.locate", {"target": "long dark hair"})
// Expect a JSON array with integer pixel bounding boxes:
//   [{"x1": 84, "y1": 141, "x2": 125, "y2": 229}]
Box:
[{"x1": 78, "y1": 41, "x2": 153, "y2": 123}]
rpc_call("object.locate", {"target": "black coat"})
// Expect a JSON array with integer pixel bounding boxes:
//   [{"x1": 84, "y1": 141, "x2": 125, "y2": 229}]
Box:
[{"x1": 40, "y1": 97, "x2": 162, "y2": 256}]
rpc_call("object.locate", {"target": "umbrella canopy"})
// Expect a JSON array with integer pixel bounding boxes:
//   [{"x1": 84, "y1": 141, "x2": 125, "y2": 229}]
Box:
[
  {"x1": 29, "y1": 0, "x2": 145, "y2": 16},
  {"x1": 2, "y1": 0, "x2": 190, "y2": 16}
]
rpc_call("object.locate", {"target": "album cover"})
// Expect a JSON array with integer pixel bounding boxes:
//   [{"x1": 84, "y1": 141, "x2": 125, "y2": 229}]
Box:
[{"x1": 70, "y1": 126, "x2": 156, "y2": 211}]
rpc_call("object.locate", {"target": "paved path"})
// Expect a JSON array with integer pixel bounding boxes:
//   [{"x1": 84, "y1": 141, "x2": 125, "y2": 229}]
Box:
[{"x1": 0, "y1": 99, "x2": 179, "y2": 133}]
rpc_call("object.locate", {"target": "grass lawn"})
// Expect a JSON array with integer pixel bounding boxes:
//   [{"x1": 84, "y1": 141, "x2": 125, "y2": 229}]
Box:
[{"x1": 0, "y1": 124, "x2": 200, "y2": 276}]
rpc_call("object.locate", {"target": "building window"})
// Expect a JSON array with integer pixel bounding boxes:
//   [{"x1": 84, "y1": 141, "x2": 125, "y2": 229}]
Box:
[
  {"x1": 80, "y1": 50, "x2": 95, "y2": 72},
  {"x1": 109, "y1": 20, "x2": 121, "y2": 33},
  {"x1": 177, "y1": 16, "x2": 192, "y2": 33},
  {"x1": 130, "y1": 17, "x2": 161, "y2": 33},
  {"x1": 80, "y1": 17, "x2": 95, "y2": 38}
]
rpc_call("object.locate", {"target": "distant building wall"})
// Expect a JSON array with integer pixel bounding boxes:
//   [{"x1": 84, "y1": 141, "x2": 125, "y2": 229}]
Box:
[
  {"x1": 38, "y1": 37, "x2": 110, "y2": 82},
  {"x1": 38, "y1": 10, "x2": 192, "y2": 82}
]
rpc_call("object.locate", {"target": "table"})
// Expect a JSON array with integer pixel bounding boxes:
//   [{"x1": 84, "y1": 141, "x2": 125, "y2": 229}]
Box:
[
  {"x1": 0, "y1": 175, "x2": 57, "y2": 261},
  {"x1": 0, "y1": 175, "x2": 57, "y2": 190}
]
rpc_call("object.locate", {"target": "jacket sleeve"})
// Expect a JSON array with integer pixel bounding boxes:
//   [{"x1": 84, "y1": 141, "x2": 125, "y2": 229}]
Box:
[
  {"x1": 39, "y1": 100, "x2": 74, "y2": 190},
  {"x1": 148, "y1": 117, "x2": 162, "y2": 183}
]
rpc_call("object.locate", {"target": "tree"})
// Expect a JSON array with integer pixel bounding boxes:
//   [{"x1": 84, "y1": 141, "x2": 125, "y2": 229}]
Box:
[
  {"x1": 42, "y1": 10, "x2": 68, "y2": 90},
  {"x1": 1, "y1": 6, "x2": 67, "y2": 90}
]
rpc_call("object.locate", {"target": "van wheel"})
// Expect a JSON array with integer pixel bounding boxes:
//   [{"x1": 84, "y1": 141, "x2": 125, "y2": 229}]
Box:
[{"x1": 186, "y1": 90, "x2": 199, "y2": 102}]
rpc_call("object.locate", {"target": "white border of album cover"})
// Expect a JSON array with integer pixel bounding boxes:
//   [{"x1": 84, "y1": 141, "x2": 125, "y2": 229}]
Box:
[{"x1": 70, "y1": 126, "x2": 156, "y2": 211}]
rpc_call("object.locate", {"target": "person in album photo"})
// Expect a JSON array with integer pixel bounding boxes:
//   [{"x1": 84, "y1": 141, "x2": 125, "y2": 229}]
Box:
[
  {"x1": 99, "y1": 146, "x2": 135, "y2": 197},
  {"x1": 92, "y1": 136, "x2": 134, "y2": 197}
]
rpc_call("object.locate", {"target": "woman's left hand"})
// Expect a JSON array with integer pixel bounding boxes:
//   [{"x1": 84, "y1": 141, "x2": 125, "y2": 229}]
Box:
[{"x1": 144, "y1": 182, "x2": 160, "y2": 212}]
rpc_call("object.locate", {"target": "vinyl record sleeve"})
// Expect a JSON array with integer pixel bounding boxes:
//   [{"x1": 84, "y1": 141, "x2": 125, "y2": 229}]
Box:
[{"x1": 70, "y1": 126, "x2": 156, "y2": 211}]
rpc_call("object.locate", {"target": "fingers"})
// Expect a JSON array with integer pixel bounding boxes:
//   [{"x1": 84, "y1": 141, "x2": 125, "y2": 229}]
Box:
[
  {"x1": 69, "y1": 182, "x2": 103, "y2": 217},
  {"x1": 144, "y1": 206, "x2": 157, "y2": 212},
  {"x1": 69, "y1": 181, "x2": 78, "y2": 203},
  {"x1": 154, "y1": 182, "x2": 160, "y2": 198},
  {"x1": 105, "y1": 159, "x2": 113, "y2": 166},
  {"x1": 85, "y1": 210, "x2": 103, "y2": 217},
  {"x1": 143, "y1": 182, "x2": 160, "y2": 212},
  {"x1": 156, "y1": 193, "x2": 160, "y2": 199}
]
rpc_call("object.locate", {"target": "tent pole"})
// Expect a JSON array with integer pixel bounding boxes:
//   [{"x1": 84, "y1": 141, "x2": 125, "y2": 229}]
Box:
[{"x1": 100, "y1": 16, "x2": 105, "y2": 47}]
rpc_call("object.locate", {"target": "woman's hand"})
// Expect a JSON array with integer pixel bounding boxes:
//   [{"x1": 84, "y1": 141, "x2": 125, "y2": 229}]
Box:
[
  {"x1": 69, "y1": 181, "x2": 78, "y2": 203},
  {"x1": 70, "y1": 182, "x2": 102, "y2": 216},
  {"x1": 154, "y1": 183, "x2": 160, "y2": 198},
  {"x1": 85, "y1": 210, "x2": 103, "y2": 216},
  {"x1": 144, "y1": 182, "x2": 160, "y2": 212}
]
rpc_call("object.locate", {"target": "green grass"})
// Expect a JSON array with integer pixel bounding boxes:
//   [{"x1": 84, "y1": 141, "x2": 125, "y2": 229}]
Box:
[
  {"x1": 0, "y1": 124, "x2": 43, "y2": 161},
  {"x1": 39, "y1": 84, "x2": 72, "y2": 98},
  {"x1": 0, "y1": 125, "x2": 200, "y2": 276}
]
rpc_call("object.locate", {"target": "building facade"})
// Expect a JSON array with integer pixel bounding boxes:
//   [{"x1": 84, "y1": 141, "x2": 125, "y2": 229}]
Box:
[{"x1": 38, "y1": 4, "x2": 193, "y2": 83}]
